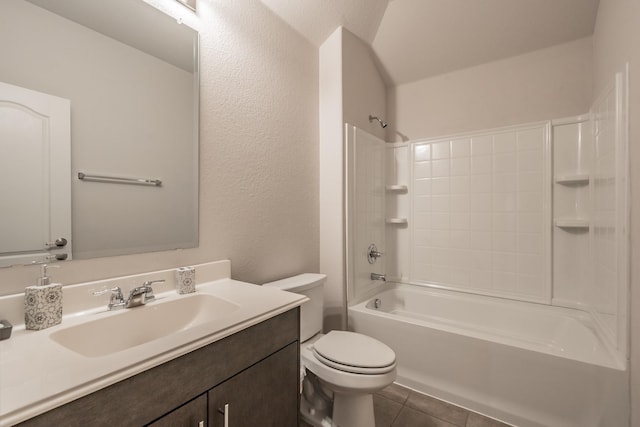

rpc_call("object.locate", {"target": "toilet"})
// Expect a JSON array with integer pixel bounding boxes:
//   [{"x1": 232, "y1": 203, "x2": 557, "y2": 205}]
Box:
[{"x1": 264, "y1": 274, "x2": 396, "y2": 427}]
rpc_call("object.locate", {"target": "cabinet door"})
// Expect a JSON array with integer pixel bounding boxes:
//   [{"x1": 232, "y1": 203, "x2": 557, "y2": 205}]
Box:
[
  {"x1": 208, "y1": 343, "x2": 298, "y2": 427},
  {"x1": 148, "y1": 394, "x2": 207, "y2": 427}
]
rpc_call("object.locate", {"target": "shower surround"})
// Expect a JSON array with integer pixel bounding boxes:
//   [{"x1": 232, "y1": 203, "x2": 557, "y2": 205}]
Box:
[{"x1": 345, "y1": 70, "x2": 629, "y2": 426}]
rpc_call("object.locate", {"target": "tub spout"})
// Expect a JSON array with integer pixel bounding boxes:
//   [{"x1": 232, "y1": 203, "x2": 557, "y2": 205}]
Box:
[{"x1": 371, "y1": 273, "x2": 386, "y2": 282}]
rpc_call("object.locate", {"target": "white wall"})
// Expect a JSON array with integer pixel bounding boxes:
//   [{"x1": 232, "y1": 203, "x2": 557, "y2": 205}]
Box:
[
  {"x1": 196, "y1": 0, "x2": 319, "y2": 284},
  {"x1": 342, "y1": 29, "x2": 387, "y2": 141},
  {"x1": 319, "y1": 27, "x2": 387, "y2": 329},
  {"x1": 388, "y1": 37, "x2": 593, "y2": 142},
  {"x1": 319, "y1": 27, "x2": 345, "y2": 330},
  {"x1": 592, "y1": 1, "x2": 640, "y2": 424},
  {"x1": 0, "y1": 0, "x2": 319, "y2": 295}
]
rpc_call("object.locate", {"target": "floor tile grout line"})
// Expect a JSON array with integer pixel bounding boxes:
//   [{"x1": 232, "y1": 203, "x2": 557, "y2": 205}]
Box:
[
  {"x1": 390, "y1": 389, "x2": 470, "y2": 427},
  {"x1": 374, "y1": 393, "x2": 404, "y2": 427},
  {"x1": 400, "y1": 401, "x2": 468, "y2": 427},
  {"x1": 388, "y1": 404, "x2": 402, "y2": 427}
]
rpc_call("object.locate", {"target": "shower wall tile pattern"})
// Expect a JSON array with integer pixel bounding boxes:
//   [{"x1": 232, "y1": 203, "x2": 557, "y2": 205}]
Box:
[{"x1": 411, "y1": 125, "x2": 550, "y2": 301}]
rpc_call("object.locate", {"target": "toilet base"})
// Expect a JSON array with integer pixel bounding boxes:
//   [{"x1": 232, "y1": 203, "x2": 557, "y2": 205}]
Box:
[{"x1": 333, "y1": 392, "x2": 375, "y2": 427}]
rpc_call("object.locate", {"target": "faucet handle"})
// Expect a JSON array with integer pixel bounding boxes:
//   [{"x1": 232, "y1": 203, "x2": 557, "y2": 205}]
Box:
[
  {"x1": 142, "y1": 279, "x2": 165, "y2": 287},
  {"x1": 93, "y1": 287, "x2": 125, "y2": 310},
  {"x1": 139, "y1": 279, "x2": 165, "y2": 302}
]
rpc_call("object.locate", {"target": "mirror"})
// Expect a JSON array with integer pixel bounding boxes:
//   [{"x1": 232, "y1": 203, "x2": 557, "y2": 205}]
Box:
[{"x1": 0, "y1": 0, "x2": 199, "y2": 266}]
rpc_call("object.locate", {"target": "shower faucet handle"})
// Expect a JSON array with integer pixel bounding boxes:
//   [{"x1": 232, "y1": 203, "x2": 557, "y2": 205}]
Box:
[{"x1": 367, "y1": 243, "x2": 384, "y2": 264}]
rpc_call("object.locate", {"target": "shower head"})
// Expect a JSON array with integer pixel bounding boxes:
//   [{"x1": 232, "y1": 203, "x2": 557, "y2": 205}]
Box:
[{"x1": 369, "y1": 115, "x2": 388, "y2": 129}]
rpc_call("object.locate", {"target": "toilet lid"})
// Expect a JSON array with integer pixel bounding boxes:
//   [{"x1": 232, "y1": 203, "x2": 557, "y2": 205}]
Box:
[{"x1": 311, "y1": 331, "x2": 396, "y2": 374}]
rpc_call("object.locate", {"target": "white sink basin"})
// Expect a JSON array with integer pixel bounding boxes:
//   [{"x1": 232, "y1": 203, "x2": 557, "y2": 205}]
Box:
[{"x1": 50, "y1": 294, "x2": 239, "y2": 357}]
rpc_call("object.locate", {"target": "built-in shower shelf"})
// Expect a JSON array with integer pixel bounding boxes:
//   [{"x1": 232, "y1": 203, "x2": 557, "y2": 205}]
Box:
[
  {"x1": 555, "y1": 174, "x2": 590, "y2": 185},
  {"x1": 385, "y1": 185, "x2": 408, "y2": 193},
  {"x1": 554, "y1": 218, "x2": 590, "y2": 229},
  {"x1": 386, "y1": 218, "x2": 408, "y2": 225}
]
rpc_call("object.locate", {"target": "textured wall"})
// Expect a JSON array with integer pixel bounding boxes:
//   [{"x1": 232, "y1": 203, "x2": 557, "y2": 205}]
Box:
[
  {"x1": 196, "y1": 0, "x2": 319, "y2": 284},
  {"x1": 387, "y1": 37, "x2": 593, "y2": 142},
  {"x1": 0, "y1": 0, "x2": 319, "y2": 295}
]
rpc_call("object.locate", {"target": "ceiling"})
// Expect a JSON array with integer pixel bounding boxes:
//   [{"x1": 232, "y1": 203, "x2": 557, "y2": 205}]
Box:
[
  {"x1": 259, "y1": 0, "x2": 389, "y2": 47},
  {"x1": 261, "y1": 0, "x2": 600, "y2": 85}
]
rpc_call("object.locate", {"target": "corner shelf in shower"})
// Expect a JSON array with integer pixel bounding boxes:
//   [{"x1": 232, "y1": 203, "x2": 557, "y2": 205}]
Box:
[
  {"x1": 555, "y1": 174, "x2": 590, "y2": 185},
  {"x1": 554, "y1": 218, "x2": 590, "y2": 229},
  {"x1": 385, "y1": 184, "x2": 408, "y2": 193},
  {"x1": 386, "y1": 218, "x2": 408, "y2": 225}
]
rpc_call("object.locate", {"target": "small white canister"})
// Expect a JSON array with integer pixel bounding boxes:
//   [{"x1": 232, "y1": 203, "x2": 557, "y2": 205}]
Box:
[{"x1": 175, "y1": 266, "x2": 196, "y2": 294}]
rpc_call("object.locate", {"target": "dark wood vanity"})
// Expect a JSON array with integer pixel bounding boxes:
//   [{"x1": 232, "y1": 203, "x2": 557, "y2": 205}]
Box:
[{"x1": 17, "y1": 309, "x2": 300, "y2": 427}]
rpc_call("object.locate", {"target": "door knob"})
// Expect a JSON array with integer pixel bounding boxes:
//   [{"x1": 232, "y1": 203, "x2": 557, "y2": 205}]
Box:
[{"x1": 45, "y1": 237, "x2": 68, "y2": 248}]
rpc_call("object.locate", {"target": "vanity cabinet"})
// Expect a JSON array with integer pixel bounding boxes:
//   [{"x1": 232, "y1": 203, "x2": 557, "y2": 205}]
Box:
[
  {"x1": 148, "y1": 395, "x2": 207, "y2": 427},
  {"x1": 17, "y1": 309, "x2": 299, "y2": 427},
  {"x1": 208, "y1": 342, "x2": 298, "y2": 427}
]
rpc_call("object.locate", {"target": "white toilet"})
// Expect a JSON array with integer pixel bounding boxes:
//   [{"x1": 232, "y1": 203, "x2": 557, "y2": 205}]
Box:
[{"x1": 264, "y1": 273, "x2": 396, "y2": 427}]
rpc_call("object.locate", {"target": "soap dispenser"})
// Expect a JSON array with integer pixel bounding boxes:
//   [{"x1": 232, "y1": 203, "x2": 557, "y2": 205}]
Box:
[{"x1": 24, "y1": 264, "x2": 63, "y2": 330}]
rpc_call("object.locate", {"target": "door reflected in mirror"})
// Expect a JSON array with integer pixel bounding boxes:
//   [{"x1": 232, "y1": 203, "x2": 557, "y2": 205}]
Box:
[{"x1": 0, "y1": 0, "x2": 199, "y2": 266}]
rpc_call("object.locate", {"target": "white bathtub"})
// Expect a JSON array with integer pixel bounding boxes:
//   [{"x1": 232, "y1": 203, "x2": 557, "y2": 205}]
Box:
[{"x1": 348, "y1": 284, "x2": 629, "y2": 427}]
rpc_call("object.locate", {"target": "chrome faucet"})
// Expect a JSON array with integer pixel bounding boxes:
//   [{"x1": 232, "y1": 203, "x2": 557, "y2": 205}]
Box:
[
  {"x1": 125, "y1": 280, "x2": 165, "y2": 308},
  {"x1": 93, "y1": 287, "x2": 126, "y2": 310},
  {"x1": 93, "y1": 280, "x2": 165, "y2": 310},
  {"x1": 370, "y1": 272, "x2": 386, "y2": 282}
]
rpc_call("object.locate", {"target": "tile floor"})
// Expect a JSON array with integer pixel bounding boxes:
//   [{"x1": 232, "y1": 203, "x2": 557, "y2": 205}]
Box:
[{"x1": 301, "y1": 383, "x2": 512, "y2": 427}]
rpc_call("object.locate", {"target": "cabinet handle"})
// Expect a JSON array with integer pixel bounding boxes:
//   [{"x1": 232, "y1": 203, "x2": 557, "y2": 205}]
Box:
[{"x1": 218, "y1": 403, "x2": 230, "y2": 427}]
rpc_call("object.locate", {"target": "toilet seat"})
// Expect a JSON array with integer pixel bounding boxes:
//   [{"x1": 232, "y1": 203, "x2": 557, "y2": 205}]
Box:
[{"x1": 310, "y1": 331, "x2": 396, "y2": 375}]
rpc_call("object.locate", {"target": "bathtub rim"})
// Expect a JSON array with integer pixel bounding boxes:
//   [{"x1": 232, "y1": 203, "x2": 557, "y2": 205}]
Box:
[{"x1": 347, "y1": 282, "x2": 626, "y2": 371}]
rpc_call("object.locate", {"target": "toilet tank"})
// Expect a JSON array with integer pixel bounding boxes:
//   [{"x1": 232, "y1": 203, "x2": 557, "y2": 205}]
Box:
[{"x1": 263, "y1": 273, "x2": 326, "y2": 342}]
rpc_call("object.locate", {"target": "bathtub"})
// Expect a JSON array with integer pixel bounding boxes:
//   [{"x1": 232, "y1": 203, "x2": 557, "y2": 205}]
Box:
[{"x1": 348, "y1": 284, "x2": 629, "y2": 427}]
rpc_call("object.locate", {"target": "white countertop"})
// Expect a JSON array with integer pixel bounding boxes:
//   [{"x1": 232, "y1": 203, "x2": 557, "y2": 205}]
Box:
[{"x1": 0, "y1": 261, "x2": 306, "y2": 426}]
